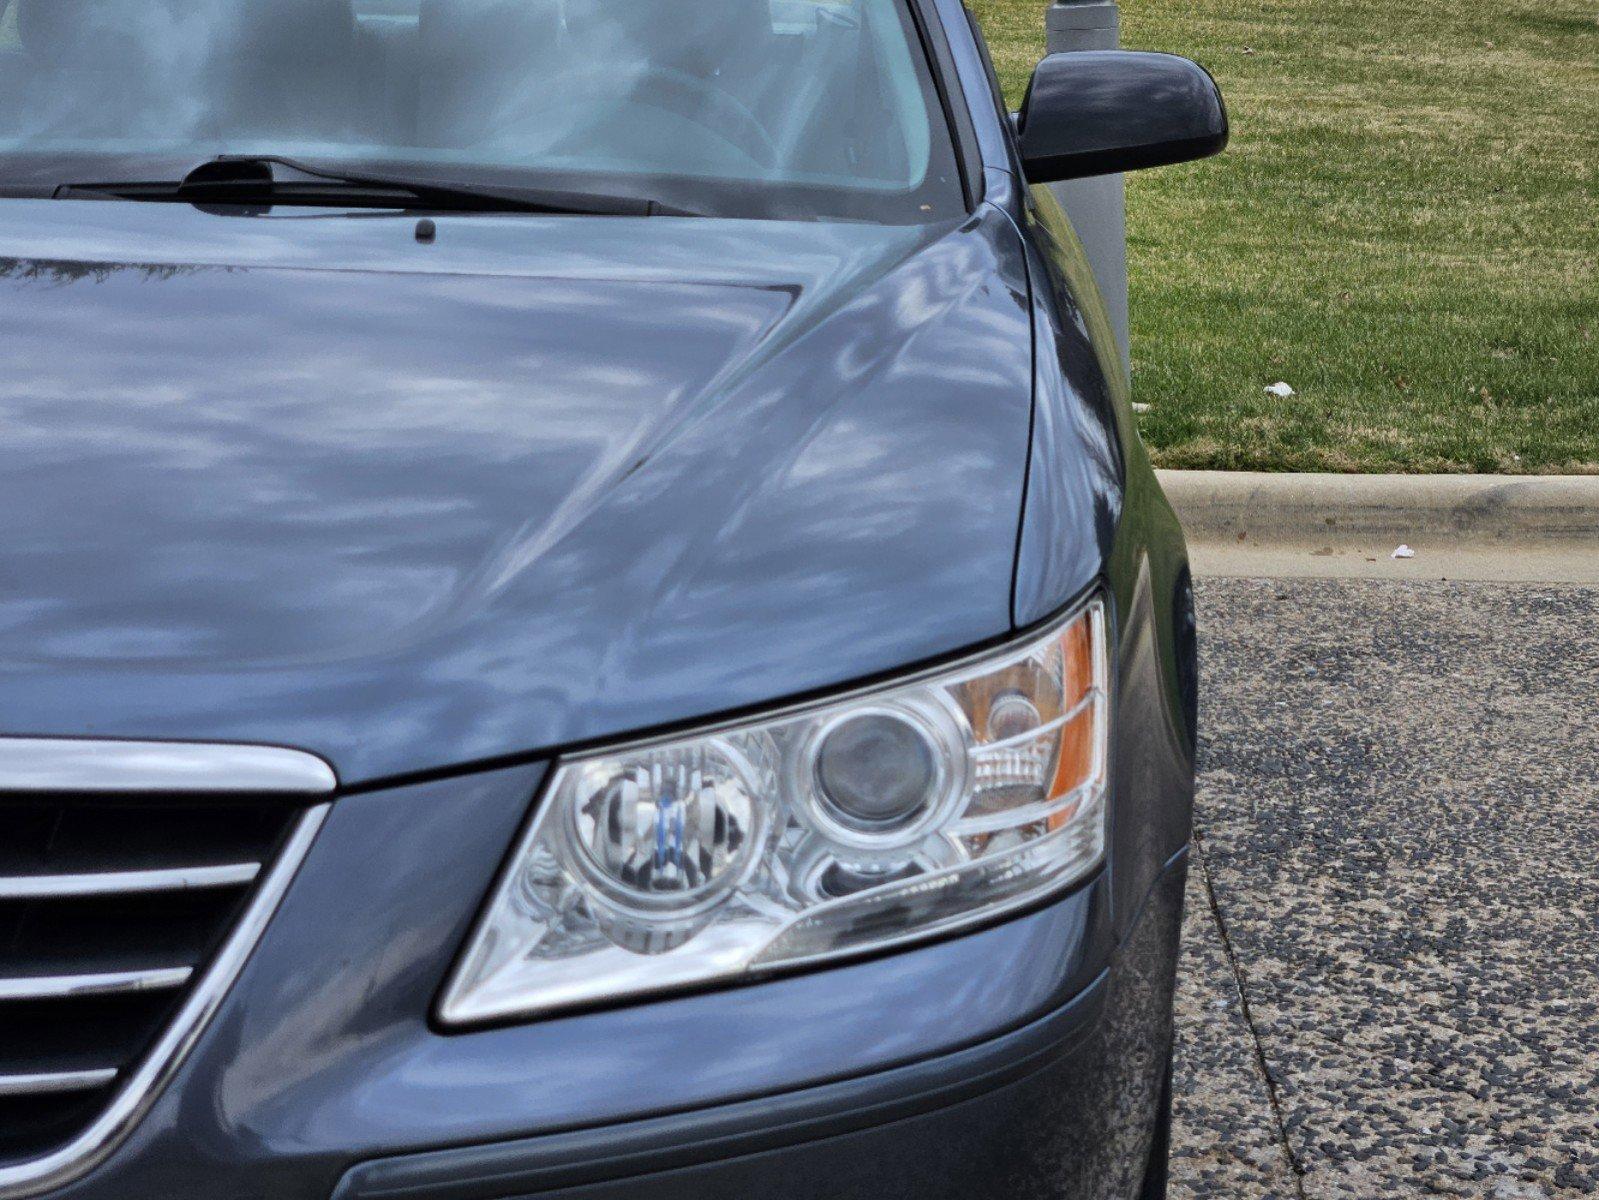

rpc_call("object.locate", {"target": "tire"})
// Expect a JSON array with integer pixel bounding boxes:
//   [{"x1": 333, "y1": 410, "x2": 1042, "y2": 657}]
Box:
[{"x1": 1137, "y1": 1051, "x2": 1174, "y2": 1200}]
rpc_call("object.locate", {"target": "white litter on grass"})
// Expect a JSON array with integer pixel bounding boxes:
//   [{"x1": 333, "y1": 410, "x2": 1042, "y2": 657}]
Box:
[
  {"x1": 1264, "y1": 381, "x2": 1296, "y2": 398},
  {"x1": 1392, "y1": 544, "x2": 1417, "y2": 559},
  {"x1": 1131, "y1": 402, "x2": 1153, "y2": 414}
]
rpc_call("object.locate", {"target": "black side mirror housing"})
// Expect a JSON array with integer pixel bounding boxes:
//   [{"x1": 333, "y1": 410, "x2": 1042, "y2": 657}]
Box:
[{"x1": 1017, "y1": 50, "x2": 1228, "y2": 184}]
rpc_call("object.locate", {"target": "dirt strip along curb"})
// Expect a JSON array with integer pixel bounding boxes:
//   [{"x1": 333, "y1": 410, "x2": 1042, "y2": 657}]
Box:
[{"x1": 1156, "y1": 471, "x2": 1599, "y2": 547}]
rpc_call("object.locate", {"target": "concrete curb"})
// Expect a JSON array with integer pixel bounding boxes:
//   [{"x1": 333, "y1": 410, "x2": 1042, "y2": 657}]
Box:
[{"x1": 1157, "y1": 470, "x2": 1599, "y2": 546}]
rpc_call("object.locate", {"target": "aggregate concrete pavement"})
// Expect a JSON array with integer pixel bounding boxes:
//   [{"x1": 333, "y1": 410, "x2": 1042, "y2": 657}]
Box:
[{"x1": 1169, "y1": 577, "x2": 1599, "y2": 1200}]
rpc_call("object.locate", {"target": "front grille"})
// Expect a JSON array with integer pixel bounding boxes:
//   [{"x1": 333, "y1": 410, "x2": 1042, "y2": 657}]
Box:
[
  {"x1": 0, "y1": 740, "x2": 334, "y2": 1195},
  {"x1": 0, "y1": 797, "x2": 297, "y2": 1162}
]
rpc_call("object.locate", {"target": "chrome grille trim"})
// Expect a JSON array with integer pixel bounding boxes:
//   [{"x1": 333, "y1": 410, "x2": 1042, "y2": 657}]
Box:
[
  {"x1": 0, "y1": 1071, "x2": 118, "y2": 1099},
  {"x1": 0, "y1": 738, "x2": 336, "y2": 795},
  {"x1": 0, "y1": 863, "x2": 261, "y2": 900},
  {"x1": 0, "y1": 968, "x2": 194, "y2": 1002},
  {"x1": 0, "y1": 778, "x2": 331, "y2": 1200},
  {"x1": 0, "y1": 966, "x2": 193, "y2": 1004}
]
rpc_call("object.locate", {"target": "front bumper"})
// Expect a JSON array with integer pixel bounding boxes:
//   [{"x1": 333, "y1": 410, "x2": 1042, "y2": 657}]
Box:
[{"x1": 44, "y1": 764, "x2": 1185, "y2": 1200}]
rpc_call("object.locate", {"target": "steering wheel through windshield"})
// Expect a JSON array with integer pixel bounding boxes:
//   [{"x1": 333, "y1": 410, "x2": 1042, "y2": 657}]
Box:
[
  {"x1": 476, "y1": 62, "x2": 779, "y2": 172},
  {"x1": 621, "y1": 64, "x2": 778, "y2": 169}
]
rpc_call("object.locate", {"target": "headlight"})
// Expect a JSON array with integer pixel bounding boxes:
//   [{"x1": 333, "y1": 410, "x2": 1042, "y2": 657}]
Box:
[{"x1": 438, "y1": 597, "x2": 1109, "y2": 1025}]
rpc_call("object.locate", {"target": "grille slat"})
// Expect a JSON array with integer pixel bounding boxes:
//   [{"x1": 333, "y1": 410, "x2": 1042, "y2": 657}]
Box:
[
  {"x1": 0, "y1": 1070, "x2": 117, "y2": 1098},
  {"x1": 0, "y1": 886, "x2": 254, "y2": 978},
  {"x1": 0, "y1": 967, "x2": 193, "y2": 1002},
  {"x1": 0, "y1": 992, "x2": 183, "y2": 1078},
  {"x1": 0, "y1": 863, "x2": 261, "y2": 900}
]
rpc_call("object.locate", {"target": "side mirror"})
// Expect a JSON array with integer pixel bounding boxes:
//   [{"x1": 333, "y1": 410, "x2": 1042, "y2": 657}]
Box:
[{"x1": 1017, "y1": 50, "x2": 1228, "y2": 184}]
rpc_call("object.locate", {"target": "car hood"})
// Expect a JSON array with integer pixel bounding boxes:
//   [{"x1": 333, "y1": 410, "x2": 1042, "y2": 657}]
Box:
[{"x1": 0, "y1": 200, "x2": 1036, "y2": 785}]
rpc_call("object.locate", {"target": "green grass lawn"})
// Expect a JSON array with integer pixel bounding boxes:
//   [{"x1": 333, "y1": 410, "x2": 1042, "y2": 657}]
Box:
[{"x1": 970, "y1": 0, "x2": 1599, "y2": 473}]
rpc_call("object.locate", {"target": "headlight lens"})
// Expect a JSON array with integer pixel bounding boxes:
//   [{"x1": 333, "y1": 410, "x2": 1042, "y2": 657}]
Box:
[{"x1": 439, "y1": 597, "x2": 1109, "y2": 1026}]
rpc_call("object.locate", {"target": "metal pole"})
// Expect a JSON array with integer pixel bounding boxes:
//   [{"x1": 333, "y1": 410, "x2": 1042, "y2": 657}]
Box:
[{"x1": 1045, "y1": 0, "x2": 1130, "y2": 383}]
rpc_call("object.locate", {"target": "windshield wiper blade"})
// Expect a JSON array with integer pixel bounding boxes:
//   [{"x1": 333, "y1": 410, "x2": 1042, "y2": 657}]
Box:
[{"x1": 56, "y1": 154, "x2": 699, "y2": 217}]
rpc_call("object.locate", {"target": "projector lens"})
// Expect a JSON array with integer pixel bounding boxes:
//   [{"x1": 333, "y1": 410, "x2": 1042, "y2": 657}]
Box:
[{"x1": 815, "y1": 712, "x2": 939, "y2": 830}]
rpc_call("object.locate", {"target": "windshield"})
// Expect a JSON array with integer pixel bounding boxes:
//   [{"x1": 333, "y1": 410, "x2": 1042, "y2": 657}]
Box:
[{"x1": 0, "y1": 0, "x2": 965, "y2": 222}]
